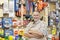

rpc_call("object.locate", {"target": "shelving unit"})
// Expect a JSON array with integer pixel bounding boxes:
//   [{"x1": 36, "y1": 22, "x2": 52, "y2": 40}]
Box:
[{"x1": 0, "y1": 0, "x2": 60, "y2": 40}]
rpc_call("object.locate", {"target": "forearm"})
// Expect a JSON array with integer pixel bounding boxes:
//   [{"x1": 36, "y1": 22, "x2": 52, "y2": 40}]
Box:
[
  {"x1": 29, "y1": 31, "x2": 44, "y2": 38},
  {"x1": 34, "y1": 32, "x2": 44, "y2": 39},
  {"x1": 24, "y1": 33, "x2": 35, "y2": 38},
  {"x1": 37, "y1": 32, "x2": 44, "y2": 38}
]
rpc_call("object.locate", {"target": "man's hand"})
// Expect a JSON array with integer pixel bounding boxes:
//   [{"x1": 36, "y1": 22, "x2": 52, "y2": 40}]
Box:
[
  {"x1": 24, "y1": 30, "x2": 44, "y2": 38},
  {"x1": 24, "y1": 33, "x2": 37, "y2": 38},
  {"x1": 28, "y1": 30, "x2": 44, "y2": 38}
]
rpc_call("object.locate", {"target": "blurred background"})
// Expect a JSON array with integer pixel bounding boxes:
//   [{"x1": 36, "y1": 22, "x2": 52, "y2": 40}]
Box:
[{"x1": 0, "y1": 0, "x2": 60, "y2": 40}]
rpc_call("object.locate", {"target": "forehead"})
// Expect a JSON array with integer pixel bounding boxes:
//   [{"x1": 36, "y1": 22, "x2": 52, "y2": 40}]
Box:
[{"x1": 33, "y1": 12, "x2": 40, "y2": 16}]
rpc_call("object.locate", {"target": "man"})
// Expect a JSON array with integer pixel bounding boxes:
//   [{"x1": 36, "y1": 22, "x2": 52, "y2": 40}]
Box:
[{"x1": 24, "y1": 11, "x2": 47, "y2": 40}]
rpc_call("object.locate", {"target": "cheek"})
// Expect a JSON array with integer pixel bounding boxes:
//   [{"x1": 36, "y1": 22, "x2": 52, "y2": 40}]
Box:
[{"x1": 33, "y1": 16, "x2": 40, "y2": 19}]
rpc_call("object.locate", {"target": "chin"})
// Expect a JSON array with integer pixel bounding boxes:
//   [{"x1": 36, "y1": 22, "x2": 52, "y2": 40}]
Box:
[{"x1": 34, "y1": 19, "x2": 38, "y2": 22}]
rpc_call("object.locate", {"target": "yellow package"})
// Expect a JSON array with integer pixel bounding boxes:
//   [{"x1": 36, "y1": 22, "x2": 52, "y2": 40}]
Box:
[
  {"x1": 9, "y1": 36, "x2": 13, "y2": 40},
  {"x1": 0, "y1": 37, "x2": 2, "y2": 40},
  {"x1": 52, "y1": 25, "x2": 56, "y2": 35},
  {"x1": 52, "y1": 29, "x2": 56, "y2": 35},
  {"x1": 19, "y1": 29, "x2": 24, "y2": 36},
  {"x1": 2, "y1": 38, "x2": 5, "y2": 40}
]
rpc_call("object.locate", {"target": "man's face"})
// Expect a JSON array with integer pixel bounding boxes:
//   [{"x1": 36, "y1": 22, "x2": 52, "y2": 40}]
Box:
[{"x1": 33, "y1": 12, "x2": 40, "y2": 22}]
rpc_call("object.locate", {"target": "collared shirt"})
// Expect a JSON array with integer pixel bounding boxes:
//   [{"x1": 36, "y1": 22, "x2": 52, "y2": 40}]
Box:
[{"x1": 25, "y1": 20, "x2": 47, "y2": 40}]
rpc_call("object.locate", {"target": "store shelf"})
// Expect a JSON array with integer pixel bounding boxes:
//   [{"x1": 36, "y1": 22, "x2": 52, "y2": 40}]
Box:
[
  {"x1": 48, "y1": 0, "x2": 57, "y2": 2},
  {"x1": 0, "y1": 0, "x2": 4, "y2": 5},
  {"x1": 56, "y1": 2, "x2": 60, "y2": 10}
]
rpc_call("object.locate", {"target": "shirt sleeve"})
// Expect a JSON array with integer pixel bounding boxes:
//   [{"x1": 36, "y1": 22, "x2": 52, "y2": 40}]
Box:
[
  {"x1": 24, "y1": 22, "x2": 33, "y2": 33},
  {"x1": 39, "y1": 21, "x2": 48, "y2": 36}
]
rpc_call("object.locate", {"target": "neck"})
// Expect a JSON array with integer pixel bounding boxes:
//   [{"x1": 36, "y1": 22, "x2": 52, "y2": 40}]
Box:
[{"x1": 34, "y1": 20, "x2": 40, "y2": 24}]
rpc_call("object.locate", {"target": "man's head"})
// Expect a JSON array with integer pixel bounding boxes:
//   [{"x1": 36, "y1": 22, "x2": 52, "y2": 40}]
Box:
[{"x1": 33, "y1": 12, "x2": 40, "y2": 22}]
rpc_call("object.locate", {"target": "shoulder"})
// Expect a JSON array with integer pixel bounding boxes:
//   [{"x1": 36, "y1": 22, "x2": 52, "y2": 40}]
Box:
[
  {"x1": 39, "y1": 20, "x2": 45, "y2": 24},
  {"x1": 39, "y1": 21, "x2": 47, "y2": 27},
  {"x1": 27, "y1": 22, "x2": 33, "y2": 27}
]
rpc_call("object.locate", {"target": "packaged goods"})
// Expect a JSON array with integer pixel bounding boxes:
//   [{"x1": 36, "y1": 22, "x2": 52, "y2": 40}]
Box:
[
  {"x1": 3, "y1": 0, "x2": 9, "y2": 13},
  {"x1": 12, "y1": 19, "x2": 17, "y2": 28},
  {"x1": 0, "y1": 37, "x2": 2, "y2": 40},
  {"x1": 2, "y1": 17, "x2": 12, "y2": 28},
  {"x1": 4, "y1": 29, "x2": 9, "y2": 40},
  {"x1": 0, "y1": 5, "x2": 3, "y2": 17},
  {"x1": 52, "y1": 25, "x2": 57, "y2": 35},
  {"x1": 52, "y1": 36, "x2": 55, "y2": 40},
  {"x1": 9, "y1": 36, "x2": 13, "y2": 40},
  {"x1": 9, "y1": 29, "x2": 13, "y2": 35},
  {"x1": 4, "y1": 29, "x2": 9, "y2": 36},
  {"x1": 0, "y1": 18, "x2": 2, "y2": 28},
  {"x1": 9, "y1": 0, "x2": 15, "y2": 17},
  {"x1": 15, "y1": 35, "x2": 19, "y2": 40},
  {"x1": 18, "y1": 27, "x2": 24, "y2": 36},
  {"x1": 0, "y1": 28, "x2": 4, "y2": 37},
  {"x1": 14, "y1": 28, "x2": 18, "y2": 36},
  {"x1": 14, "y1": 0, "x2": 19, "y2": 11},
  {"x1": 47, "y1": 34, "x2": 52, "y2": 40},
  {"x1": 5, "y1": 35, "x2": 9, "y2": 40},
  {"x1": 18, "y1": 35, "x2": 23, "y2": 40}
]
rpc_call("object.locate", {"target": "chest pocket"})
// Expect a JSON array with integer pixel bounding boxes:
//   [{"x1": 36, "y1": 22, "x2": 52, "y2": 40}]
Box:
[{"x1": 29, "y1": 24, "x2": 40, "y2": 31}]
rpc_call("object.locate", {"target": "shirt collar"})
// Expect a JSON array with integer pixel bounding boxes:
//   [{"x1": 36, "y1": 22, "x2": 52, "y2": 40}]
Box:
[{"x1": 34, "y1": 20, "x2": 41, "y2": 24}]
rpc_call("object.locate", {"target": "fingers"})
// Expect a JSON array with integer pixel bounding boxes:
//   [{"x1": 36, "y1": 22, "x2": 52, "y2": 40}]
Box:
[{"x1": 24, "y1": 33, "x2": 35, "y2": 38}]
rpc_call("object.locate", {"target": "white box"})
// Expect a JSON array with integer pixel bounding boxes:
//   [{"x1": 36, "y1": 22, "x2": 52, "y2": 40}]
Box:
[
  {"x1": 3, "y1": 0, "x2": 9, "y2": 13},
  {"x1": 9, "y1": 0, "x2": 15, "y2": 17}
]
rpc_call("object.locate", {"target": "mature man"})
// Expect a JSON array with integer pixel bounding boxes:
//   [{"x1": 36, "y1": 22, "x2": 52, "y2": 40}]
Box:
[{"x1": 24, "y1": 11, "x2": 47, "y2": 40}]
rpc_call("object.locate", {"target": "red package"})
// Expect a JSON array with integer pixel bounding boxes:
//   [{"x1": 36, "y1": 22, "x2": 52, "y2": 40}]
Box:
[{"x1": 12, "y1": 20, "x2": 17, "y2": 28}]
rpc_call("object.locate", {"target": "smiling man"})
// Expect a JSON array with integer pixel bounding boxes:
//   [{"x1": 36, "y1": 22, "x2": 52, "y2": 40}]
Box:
[{"x1": 24, "y1": 11, "x2": 47, "y2": 40}]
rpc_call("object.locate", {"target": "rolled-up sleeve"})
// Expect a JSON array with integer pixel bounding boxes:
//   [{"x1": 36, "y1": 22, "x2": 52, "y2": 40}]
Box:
[
  {"x1": 39, "y1": 22, "x2": 48, "y2": 36},
  {"x1": 24, "y1": 22, "x2": 33, "y2": 33}
]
